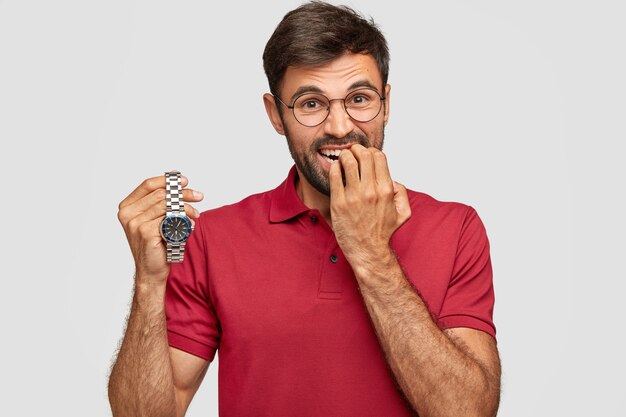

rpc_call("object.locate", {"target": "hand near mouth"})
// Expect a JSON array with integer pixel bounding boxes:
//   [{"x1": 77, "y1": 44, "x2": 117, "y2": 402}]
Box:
[{"x1": 328, "y1": 144, "x2": 411, "y2": 273}]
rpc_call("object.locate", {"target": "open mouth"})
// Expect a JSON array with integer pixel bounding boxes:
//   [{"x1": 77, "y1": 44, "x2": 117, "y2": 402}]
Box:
[{"x1": 318, "y1": 149, "x2": 341, "y2": 164}]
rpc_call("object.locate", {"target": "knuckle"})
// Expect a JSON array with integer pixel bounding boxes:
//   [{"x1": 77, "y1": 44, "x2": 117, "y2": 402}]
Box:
[
  {"x1": 117, "y1": 208, "x2": 126, "y2": 223},
  {"x1": 345, "y1": 194, "x2": 359, "y2": 205},
  {"x1": 155, "y1": 188, "x2": 167, "y2": 199},
  {"x1": 137, "y1": 221, "x2": 152, "y2": 235},
  {"x1": 330, "y1": 195, "x2": 341, "y2": 205},
  {"x1": 332, "y1": 199, "x2": 346, "y2": 211},
  {"x1": 352, "y1": 145, "x2": 364, "y2": 155},
  {"x1": 127, "y1": 217, "x2": 140, "y2": 232},
  {"x1": 341, "y1": 155, "x2": 356, "y2": 166},
  {"x1": 138, "y1": 221, "x2": 159, "y2": 239},
  {"x1": 141, "y1": 178, "x2": 153, "y2": 189},
  {"x1": 364, "y1": 189, "x2": 378, "y2": 202},
  {"x1": 339, "y1": 151, "x2": 351, "y2": 160},
  {"x1": 379, "y1": 184, "x2": 394, "y2": 197},
  {"x1": 374, "y1": 151, "x2": 387, "y2": 162},
  {"x1": 145, "y1": 177, "x2": 161, "y2": 191}
]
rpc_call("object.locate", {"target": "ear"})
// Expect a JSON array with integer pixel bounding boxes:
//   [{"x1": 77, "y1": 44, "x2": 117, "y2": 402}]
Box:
[
  {"x1": 383, "y1": 84, "x2": 391, "y2": 127},
  {"x1": 263, "y1": 93, "x2": 286, "y2": 136}
]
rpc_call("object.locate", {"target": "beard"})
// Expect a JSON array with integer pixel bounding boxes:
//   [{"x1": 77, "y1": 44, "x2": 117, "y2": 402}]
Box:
[{"x1": 284, "y1": 128, "x2": 385, "y2": 196}]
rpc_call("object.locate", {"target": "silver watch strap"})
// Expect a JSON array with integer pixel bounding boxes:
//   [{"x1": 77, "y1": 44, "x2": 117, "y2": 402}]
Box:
[
  {"x1": 165, "y1": 171, "x2": 184, "y2": 215},
  {"x1": 167, "y1": 243, "x2": 185, "y2": 263},
  {"x1": 165, "y1": 170, "x2": 186, "y2": 263}
]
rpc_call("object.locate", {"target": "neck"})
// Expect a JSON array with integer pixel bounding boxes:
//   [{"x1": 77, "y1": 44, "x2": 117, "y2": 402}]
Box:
[{"x1": 294, "y1": 168, "x2": 332, "y2": 225}]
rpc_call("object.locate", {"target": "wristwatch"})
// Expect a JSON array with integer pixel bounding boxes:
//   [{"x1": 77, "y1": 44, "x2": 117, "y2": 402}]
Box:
[{"x1": 160, "y1": 170, "x2": 192, "y2": 263}]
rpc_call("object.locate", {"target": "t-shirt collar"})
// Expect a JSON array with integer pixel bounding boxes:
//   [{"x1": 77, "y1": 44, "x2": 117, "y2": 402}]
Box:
[{"x1": 269, "y1": 165, "x2": 311, "y2": 223}]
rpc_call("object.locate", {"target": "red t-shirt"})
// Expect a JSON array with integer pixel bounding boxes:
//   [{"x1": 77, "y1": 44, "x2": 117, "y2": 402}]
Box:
[{"x1": 165, "y1": 165, "x2": 496, "y2": 416}]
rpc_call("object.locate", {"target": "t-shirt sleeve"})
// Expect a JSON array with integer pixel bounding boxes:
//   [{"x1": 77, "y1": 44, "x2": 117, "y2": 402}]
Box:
[
  {"x1": 437, "y1": 206, "x2": 496, "y2": 338},
  {"x1": 165, "y1": 216, "x2": 220, "y2": 361}
]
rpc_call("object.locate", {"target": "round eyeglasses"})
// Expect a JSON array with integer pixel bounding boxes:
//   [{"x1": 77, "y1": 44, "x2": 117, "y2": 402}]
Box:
[{"x1": 274, "y1": 87, "x2": 386, "y2": 127}]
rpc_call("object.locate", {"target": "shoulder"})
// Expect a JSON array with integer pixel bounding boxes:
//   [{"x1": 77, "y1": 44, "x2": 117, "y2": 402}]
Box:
[
  {"x1": 405, "y1": 188, "x2": 477, "y2": 225},
  {"x1": 196, "y1": 188, "x2": 273, "y2": 228},
  {"x1": 200, "y1": 191, "x2": 271, "y2": 222},
  {"x1": 392, "y1": 187, "x2": 488, "y2": 251}
]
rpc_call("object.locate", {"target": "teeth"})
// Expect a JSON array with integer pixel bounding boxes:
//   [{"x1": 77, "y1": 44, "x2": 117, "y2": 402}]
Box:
[
  {"x1": 321, "y1": 154, "x2": 338, "y2": 163},
  {"x1": 319, "y1": 149, "x2": 342, "y2": 157}
]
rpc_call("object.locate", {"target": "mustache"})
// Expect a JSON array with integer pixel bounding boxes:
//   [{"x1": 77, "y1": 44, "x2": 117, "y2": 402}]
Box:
[{"x1": 311, "y1": 133, "x2": 370, "y2": 151}]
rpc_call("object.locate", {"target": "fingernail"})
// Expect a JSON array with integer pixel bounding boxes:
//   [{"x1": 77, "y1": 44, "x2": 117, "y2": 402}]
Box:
[{"x1": 193, "y1": 190, "x2": 204, "y2": 199}]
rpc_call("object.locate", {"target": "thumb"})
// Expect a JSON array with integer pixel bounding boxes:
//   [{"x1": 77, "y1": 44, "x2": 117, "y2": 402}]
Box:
[{"x1": 393, "y1": 181, "x2": 411, "y2": 225}]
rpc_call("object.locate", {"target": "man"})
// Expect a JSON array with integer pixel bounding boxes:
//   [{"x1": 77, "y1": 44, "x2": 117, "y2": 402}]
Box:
[{"x1": 108, "y1": 2, "x2": 501, "y2": 416}]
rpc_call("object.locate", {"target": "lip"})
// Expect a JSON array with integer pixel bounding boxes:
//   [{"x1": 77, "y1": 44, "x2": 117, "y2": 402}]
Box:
[
  {"x1": 318, "y1": 144, "x2": 354, "y2": 151},
  {"x1": 317, "y1": 143, "x2": 360, "y2": 169},
  {"x1": 317, "y1": 151, "x2": 336, "y2": 170}
]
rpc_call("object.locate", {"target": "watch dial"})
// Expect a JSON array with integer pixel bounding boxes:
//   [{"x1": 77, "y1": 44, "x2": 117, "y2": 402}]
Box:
[{"x1": 162, "y1": 216, "x2": 191, "y2": 243}]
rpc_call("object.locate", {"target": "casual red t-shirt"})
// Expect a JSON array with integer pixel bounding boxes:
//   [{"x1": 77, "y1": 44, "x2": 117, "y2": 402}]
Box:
[{"x1": 165, "y1": 165, "x2": 496, "y2": 416}]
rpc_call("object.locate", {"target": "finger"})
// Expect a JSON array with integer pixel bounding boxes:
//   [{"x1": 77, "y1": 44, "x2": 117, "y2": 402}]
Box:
[
  {"x1": 349, "y1": 144, "x2": 375, "y2": 185},
  {"x1": 371, "y1": 150, "x2": 394, "y2": 193},
  {"x1": 184, "y1": 188, "x2": 204, "y2": 202},
  {"x1": 119, "y1": 186, "x2": 203, "y2": 225},
  {"x1": 128, "y1": 199, "x2": 200, "y2": 233},
  {"x1": 328, "y1": 160, "x2": 345, "y2": 200},
  {"x1": 338, "y1": 149, "x2": 360, "y2": 189},
  {"x1": 120, "y1": 174, "x2": 190, "y2": 209}
]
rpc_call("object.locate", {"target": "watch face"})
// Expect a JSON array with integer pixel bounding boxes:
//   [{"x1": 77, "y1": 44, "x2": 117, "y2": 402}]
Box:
[{"x1": 161, "y1": 215, "x2": 191, "y2": 243}]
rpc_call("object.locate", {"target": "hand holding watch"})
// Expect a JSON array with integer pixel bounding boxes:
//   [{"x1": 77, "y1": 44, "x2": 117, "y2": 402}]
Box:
[{"x1": 160, "y1": 171, "x2": 192, "y2": 263}]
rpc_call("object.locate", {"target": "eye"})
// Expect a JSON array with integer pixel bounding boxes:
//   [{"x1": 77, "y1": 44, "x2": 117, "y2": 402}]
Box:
[
  {"x1": 347, "y1": 90, "x2": 375, "y2": 107},
  {"x1": 295, "y1": 94, "x2": 328, "y2": 112},
  {"x1": 303, "y1": 100, "x2": 323, "y2": 109}
]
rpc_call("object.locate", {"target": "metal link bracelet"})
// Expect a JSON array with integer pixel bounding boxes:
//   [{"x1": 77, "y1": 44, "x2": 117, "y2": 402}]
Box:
[{"x1": 165, "y1": 171, "x2": 186, "y2": 263}]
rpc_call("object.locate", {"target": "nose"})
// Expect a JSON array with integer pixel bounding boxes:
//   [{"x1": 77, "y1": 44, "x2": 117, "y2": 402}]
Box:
[{"x1": 323, "y1": 99, "x2": 355, "y2": 139}]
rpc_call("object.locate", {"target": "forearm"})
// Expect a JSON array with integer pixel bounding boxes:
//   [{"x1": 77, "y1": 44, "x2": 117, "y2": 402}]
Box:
[
  {"x1": 353, "y1": 251, "x2": 497, "y2": 417},
  {"x1": 108, "y1": 278, "x2": 177, "y2": 417}
]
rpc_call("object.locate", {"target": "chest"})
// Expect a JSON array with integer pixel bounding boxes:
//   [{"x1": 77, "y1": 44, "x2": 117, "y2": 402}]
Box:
[{"x1": 205, "y1": 215, "x2": 456, "y2": 353}]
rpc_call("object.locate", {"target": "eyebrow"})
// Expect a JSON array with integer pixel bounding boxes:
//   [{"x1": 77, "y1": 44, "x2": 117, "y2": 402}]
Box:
[
  {"x1": 289, "y1": 85, "x2": 324, "y2": 102},
  {"x1": 289, "y1": 80, "x2": 381, "y2": 102}
]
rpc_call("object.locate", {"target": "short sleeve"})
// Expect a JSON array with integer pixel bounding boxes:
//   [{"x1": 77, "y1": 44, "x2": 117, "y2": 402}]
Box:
[
  {"x1": 437, "y1": 206, "x2": 496, "y2": 337},
  {"x1": 165, "y1": 216, "x2": 220, "y2": 361}
]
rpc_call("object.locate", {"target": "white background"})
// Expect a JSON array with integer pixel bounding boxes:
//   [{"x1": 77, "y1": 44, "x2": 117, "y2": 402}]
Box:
[{"x1": 1, "y1": 0, "x2": 624, "y2": 416}]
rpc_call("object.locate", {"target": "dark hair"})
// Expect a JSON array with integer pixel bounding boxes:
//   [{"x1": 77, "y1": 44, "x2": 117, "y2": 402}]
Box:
[{"x1": 262, "y1": 1, "x2": 390, "y2": 96}]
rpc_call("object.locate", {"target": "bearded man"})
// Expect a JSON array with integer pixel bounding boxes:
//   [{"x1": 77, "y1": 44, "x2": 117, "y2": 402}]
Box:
[{"x1": 109, "y1": 2, "x2": 501, "y2": 416}]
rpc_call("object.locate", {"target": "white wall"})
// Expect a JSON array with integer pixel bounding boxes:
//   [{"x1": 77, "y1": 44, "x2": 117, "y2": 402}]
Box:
[{"x1": 1, "y1": 1, "x2": 624, "y2": 416}]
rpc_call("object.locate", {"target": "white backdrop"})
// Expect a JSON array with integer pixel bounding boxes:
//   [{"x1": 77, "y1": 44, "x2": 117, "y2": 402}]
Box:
[{"x1": 1, "y1": 1, "x2": 624, "y2": 416}]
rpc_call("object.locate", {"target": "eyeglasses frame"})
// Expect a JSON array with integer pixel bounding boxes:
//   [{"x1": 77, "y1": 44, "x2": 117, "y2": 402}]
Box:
[{"x1": 273, "y1": 87, "x2": 387, "y2": 127}]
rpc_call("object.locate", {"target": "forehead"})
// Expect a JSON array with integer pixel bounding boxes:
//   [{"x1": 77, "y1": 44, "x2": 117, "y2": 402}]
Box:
[{"x1": 280, "y1": 52, "x2": 383, "y2": 99}]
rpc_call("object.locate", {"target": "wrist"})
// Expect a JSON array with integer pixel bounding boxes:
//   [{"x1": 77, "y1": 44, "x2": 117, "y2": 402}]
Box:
[
  {"x1": 134, "y1": 267, "x2": 169, "y2": 285},
  {"x1": 134, "y1": 272, "x2": 168, "y2": 304},
  {"x1": 349, "y1": 245, "x2": 397, "y2": 277}
]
